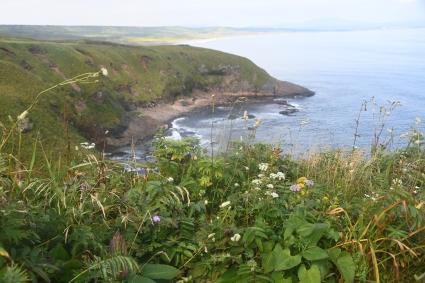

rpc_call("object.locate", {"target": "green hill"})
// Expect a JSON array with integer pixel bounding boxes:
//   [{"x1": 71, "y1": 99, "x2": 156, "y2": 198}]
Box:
[{"x1": 0, "y1": 36, "x2": 312, "y2": 158}]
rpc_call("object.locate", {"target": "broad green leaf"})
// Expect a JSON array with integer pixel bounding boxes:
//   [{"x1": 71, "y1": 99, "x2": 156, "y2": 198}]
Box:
[
  {"x1": 271, "y1": 272, "x2": 292, "y2": 283},
  {"x1": 262, "y1": 252, "x2": 276, "y2": 273},
  {"x1": 297, "y1": 223, "x2": 315, "y2": 237},
  {"x1": 142, "y1": 264, "x2": 180, "y2": 280},
  {"x1": 215, "y1": 268, "x2": 238, "y2": 283},
  {"x1": 274, "y1": 245, "x2": 302, "y2": 271},
  {"x1": 298, "y1": 264, "x2": 321, "y2": 283},
  {"x1": 302, "y1": 247, "x2": 328, "y2": 261},
  {"x1": 335, "y1": 253, "x2": 355, "y2": 283}
]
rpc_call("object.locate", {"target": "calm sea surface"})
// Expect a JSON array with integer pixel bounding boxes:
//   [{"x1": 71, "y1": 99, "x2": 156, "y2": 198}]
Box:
[{"x1": 113, "y1": 28, "x2": 425, "y2": 160}]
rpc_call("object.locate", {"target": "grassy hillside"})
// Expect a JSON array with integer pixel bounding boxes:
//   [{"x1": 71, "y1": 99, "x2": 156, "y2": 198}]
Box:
[{"x1": 0, "y1": 36, "x2": 272, "y2": 158}]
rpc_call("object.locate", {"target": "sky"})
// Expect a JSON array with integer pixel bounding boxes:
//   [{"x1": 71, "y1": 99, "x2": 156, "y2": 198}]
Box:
[{"x1": 0, "y1": 0, "x2": 424, "y2": 27}]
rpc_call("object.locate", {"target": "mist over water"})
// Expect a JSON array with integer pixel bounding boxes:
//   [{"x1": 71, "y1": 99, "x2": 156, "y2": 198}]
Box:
[{"x1": 113, "y1": 28, "x2": 425, "y2": 161}]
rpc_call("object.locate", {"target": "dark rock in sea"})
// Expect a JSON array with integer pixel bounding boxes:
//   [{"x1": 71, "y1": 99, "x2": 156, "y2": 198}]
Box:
[
  {"x1": 228, "y1": 114, "x2": 238, "y2": 120},
  {"x1": 247, "y1": 114, "x2": 256, "y2": 119},
  {"x1": 275, "y1": 100, "x2": 289, "y2": 106},
  {"x1": 279, "y1": 108, "x2": 299, "y2": 116}
]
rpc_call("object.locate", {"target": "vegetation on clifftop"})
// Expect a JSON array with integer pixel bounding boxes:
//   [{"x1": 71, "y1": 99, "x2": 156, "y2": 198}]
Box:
[{"x1": 0, "y1": 124, "x2": 424, "y2": 282}]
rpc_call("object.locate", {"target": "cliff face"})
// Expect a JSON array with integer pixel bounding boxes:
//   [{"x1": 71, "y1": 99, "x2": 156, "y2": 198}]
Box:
[{"x1": 0, "y1": 37, "x2": 313, "y2": 152}]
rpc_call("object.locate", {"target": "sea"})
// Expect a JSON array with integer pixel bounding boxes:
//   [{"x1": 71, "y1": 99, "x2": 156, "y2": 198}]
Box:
[{"x1": 111, "y1": 28, "x2": 425, "y2": 161}]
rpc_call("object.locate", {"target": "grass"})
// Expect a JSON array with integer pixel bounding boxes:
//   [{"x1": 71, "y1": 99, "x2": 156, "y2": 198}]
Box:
[
  {"x1": 0, "y1": 120, "x2": 423, "y2": 282},
  {"x1": 0, "y1": 36, "x2": 270, "y2": 160}
]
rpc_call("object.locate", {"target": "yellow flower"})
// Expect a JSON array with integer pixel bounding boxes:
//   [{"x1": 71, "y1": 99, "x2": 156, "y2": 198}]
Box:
[
  {"x1": 297, "y1": 177, "x2": 307, "y2": 184},
  {"x1": 301, "y1": 190, "x2": 306, "y2": 196},
  {"x1": 297, "y1": 183, "x2": 305, "y2": 189}
]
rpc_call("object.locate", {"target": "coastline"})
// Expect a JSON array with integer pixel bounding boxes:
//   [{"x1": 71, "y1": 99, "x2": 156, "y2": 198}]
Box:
[{"x1": 105, "y1": 81, "x2": 314, "y2": 148}]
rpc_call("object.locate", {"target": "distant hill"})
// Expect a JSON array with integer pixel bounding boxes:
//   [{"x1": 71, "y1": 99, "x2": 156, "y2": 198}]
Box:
[{"x1": 0, "y1": 25, "x2": 259, "y2": 45}]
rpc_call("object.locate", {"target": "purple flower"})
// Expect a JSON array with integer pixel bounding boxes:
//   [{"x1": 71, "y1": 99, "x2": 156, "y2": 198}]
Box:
[
  {"x1": 290, "y1": 184, "x2": 302, "y2": 192},
  {"x1": 152, "y1": 215, "x2": 161, "y2": 223},
  {"x1": 304, "y1": 179, "x2": 314, "y2": 187}
]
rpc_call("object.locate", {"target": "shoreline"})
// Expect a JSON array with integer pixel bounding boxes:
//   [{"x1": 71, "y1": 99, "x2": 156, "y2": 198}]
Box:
[{"x1": 105, "y1": 85, "x2": 314, "y2": 149}]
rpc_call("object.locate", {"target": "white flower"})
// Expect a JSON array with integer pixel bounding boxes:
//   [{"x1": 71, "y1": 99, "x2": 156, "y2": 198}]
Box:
[
  {"x1": 270, "y1": 192, "x2": 279, "y2": 198},
  {"x1": 276, "y1": 172, "x2": 285, "y2": 180},
  {"x1": 204, "y1": 200, "x2": 209, "y2": 205},
  {"x1": 100, "y1": 67, "x2": 108, "y2": 76},
  {"x1": 80, "y1": 142, "x2": 95, "y2": 149},
  {"x1": 258, "y1": 163, "x2": 269, "y2": 172},
  {"x1": 252, "y1": 179, "x2": 262, "y2": 185},
  {"x1": 244, "y1": 166, "x2": 249, "y2": 171},
  {"x1": 75, "y1": 146, "x2": 79, "y2": 151},
  {"x1": 234, "y1": 183, "x2": 240, "y2": 187},
  {"x1": 220, "y1": 201, "x2": 231, "y2": 208},
  {"x1": 167, "y1": 177, "x2": 174, "y2": 183},
  {"x1": 204, "y1": 246, "x2": 208, "y2": 253},
  {"x1": 207, "y1": 233, "x2": 216, "y2": 239},
  {"x1": 230, "y1": 233, "x2": 241, "y2": 242},
  {"x1": 258, "y1": 174, "x2": 265, "y2": 178},
  {"x1": 17, "y1": 110, "x2": 28, "y2": 121},
  {"x1": 253, "y1": 187, "x2": 261, "y2": 191},
  {"x1": 266, "y1": 184, "x2": 274, "y2": 189}
]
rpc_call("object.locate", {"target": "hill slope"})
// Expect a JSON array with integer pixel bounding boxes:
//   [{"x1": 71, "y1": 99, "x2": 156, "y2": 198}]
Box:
[{"x1": 0, "y1": 37, "x2": 313, "y2": 156}]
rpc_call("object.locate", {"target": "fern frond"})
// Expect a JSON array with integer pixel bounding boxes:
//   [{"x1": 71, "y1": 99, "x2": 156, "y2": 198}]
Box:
[
  {"x1": 0, "y1": 264, "x2": 30, "y2": 283},
  {"x1": 70, "y1": 255, "x2": 140, "y2": 283}
]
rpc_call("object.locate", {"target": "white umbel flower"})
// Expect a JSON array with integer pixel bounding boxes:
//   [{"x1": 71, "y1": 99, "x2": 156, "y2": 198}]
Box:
[
  {"x1": 219, "y1": 201, "x2": 231, "y2": 208},
  {"x1": 100, "y1": 67, "x2": 108, "y2": 77},
  {"x1": 230, "y1": 233, "x2": 241, "y2": 242}
]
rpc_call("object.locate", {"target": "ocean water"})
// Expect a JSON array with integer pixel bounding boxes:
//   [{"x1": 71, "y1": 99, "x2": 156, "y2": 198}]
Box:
[
  {"x1": 112, "y1": 28, "x2": 425, "y2": 160},
  {"x1": 169, "y1": 28, "x2": 425, "y2": 154}
]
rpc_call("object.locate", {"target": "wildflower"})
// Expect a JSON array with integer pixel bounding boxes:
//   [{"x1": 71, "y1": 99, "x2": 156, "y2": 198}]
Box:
[
  {"x1": 297, "y1": 177, "x2": 307, "y2": 184},
  {"x1": 244, "y1": 166, "x2": 249, "y2": 171},
  {"x1": 266, "y1": 184, "x2": 274, "y2": 189},
  {"x1": 253, "y1": 119, "x2": 262, "y2": 129},
  {"x1": 204, "y1": 246, "x2": 208, "y2": 253},
  {"x1": 17, "y1": 110, "x2": 29, "y2": 121},
  {"x1": 167, "y1": 177, "x2": 174, "y2": 183},
  {"x1": 253, "y1": 187, "x2": 261, "y2": 191},
  {"x1": 208, "y1": 233, "x2": 216, "y2": 242},
  {"x1": 258, "y1": 174, "x2": 265, "y2": 178},
  {"x1": 234, "y1": 183, "x2": 240, "y2": 187},
  {"x1": 258, "y1": 163, "x2": 269, "y2": 172},
  {"x1": 270, "y1": 192, "x2": 279, "y2": 198},
  {"x1": 304, "y1": 179, "x2": 314, "y2": 186},
  {"x1": 220, "y1": 201, "x2": 231, "y2": 208},
  {"x1": 100, "y1": 67, "x2": 108, "y2": 76},
  {"x1": 252, "y1": 179, "x2": 262, "y2": 185},
  {"x1": 270, "y1": 172, "x2": 285, "y2": 180},
  {"x1": 290, "y1": 184, "x2": 302, "y2": 192},
  {"x1": 80, "y1": 142, "x2": 95, "y2": 149},
  {"x1": 152, "y1": 215, "x2": 161, "y2": 223},
  {"x1": 230, "y1": 233, "x2": 241, "y2": 242},
  {"x1": 297, "y1": 183, "x2": 305, "y2": 189},
  {"x1": 204, "y1": 200, "x2": 208, "y2": 205},
  {"x1": 75, "y1": 146, "x2": 79, "y2": 151}
]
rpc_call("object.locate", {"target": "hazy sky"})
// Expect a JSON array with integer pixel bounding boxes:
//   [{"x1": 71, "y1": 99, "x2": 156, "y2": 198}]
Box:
[{"x1": 1, "y1": 0, "x2": 424, "y2": 27}]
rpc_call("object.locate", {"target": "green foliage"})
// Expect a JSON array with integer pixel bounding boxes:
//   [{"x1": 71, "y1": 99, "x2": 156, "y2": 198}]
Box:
[{"x1": 0, "y1": 127, "x2": 424, "y2": 282}]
